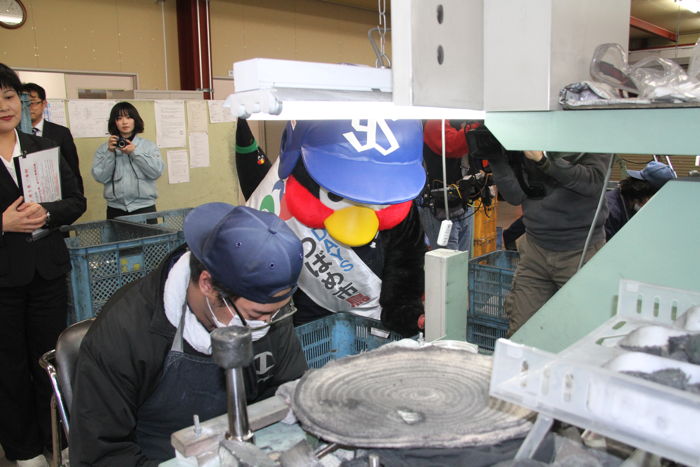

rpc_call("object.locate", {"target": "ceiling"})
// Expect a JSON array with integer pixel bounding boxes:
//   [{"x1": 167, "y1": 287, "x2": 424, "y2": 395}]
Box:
[{"x1": 319, "y1": 0, "x2": 700, "y2": 49}]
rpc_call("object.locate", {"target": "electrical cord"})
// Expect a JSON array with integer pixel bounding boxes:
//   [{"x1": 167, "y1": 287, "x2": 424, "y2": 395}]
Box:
[
  {"x1": 576, "y1": 153, "x2": 615, "y2": 272},
  {"x1": 440, "y1": 119, "x2": 449, "y2": 221}
]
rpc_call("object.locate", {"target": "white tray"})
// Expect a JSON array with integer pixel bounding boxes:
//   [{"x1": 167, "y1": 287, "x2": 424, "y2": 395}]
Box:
[{"x1": 489, "y1": 279, "x2": 700, "y2": 466}]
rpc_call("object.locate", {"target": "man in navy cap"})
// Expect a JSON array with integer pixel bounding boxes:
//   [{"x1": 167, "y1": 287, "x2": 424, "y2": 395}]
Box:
[
  {"x1": 70, "y1": 203, "x2": 307, "y2": 466},
  {"x1": 605, "y1": 160, "x2": 676, "y2": 240}
]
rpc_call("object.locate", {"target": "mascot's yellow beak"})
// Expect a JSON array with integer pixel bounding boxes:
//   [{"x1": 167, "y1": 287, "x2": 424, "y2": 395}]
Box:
[{"x1": 324, "y1": 206, "x2": 379, "y2": 247}]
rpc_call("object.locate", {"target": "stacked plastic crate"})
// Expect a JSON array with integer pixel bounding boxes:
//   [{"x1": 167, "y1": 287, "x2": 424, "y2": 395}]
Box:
[
  {"x1": 64, "y1": 219, "x2": 181, "y2": 323},
  {"x1": 467, "y1": 250, "x2": 519, "y2": 352}
]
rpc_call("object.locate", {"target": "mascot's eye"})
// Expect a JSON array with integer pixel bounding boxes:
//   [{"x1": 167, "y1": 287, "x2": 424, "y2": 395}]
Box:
[
  {"x1": 318, "y1": 187, "x2": 384, "y2": 212},
  {"x1": 318, "y1": 187, "x2": 355, "y2": 211}
]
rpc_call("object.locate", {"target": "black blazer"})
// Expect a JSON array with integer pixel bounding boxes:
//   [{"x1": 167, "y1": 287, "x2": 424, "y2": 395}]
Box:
[
  {"x1": 42, "y1": 120, "x2": 84, "y2": 194},
  {"x1": 0, "y1": 132, "x2": 87, "y2": 287}
]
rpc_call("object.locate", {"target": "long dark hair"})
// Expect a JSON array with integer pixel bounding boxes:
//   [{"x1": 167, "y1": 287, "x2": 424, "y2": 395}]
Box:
[
  {"x1": 0, "y1": 63, "x2": 22, "y2": 94},
  {"x1": 107, "y1": 101, "x2": 144, "y2": 137}
]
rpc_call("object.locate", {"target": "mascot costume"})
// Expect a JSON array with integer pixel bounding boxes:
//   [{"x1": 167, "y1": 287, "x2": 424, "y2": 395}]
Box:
[{"x1": 235, "y1": 119, "x2": 427, "y2": 337}]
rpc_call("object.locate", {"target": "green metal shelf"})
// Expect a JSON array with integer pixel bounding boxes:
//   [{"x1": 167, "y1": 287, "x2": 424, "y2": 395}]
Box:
[
  {"x1": 485, "y1": 108, "x2": 700, "y2": 155},
  {"x1": 512, "y1": 180, "x2": 700, "y2": 352}
]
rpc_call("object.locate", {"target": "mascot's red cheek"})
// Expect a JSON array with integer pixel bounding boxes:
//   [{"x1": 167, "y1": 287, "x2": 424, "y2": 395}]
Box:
[
  {"x1": 284, "y1": 175, "x2": 413, "y2": 230},
  {"x1": 284, "y1": 176, "x2": 332, "y2": 228},
  {"x1": 376, "y1": 201, "x2": 412, "y2": 230}
]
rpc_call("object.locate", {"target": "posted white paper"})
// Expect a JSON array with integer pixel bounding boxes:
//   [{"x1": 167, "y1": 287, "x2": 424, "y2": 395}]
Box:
[
  {"x1": 207, "y1": 100, "x2": 235, "y2": 123},
  {"x1": 186, "y1": 101, "x2": 209, "y2": 133},
  {"x1": 167, "y1": 150, "x2": 190, "y2": 184},
  {"x1": 46, "y1": 100, "x2": 68, "y2": 128},
  {"x1": 155, "y1": 100, "x2": 186, "y2": 148},
  {"x1": 67, "y1": 100, "x2": 116, "y2": 138},
  {"x1": 188, "y1": 132, "x2": 210, "y2": 168},
  {"x1": 18, "y1": 147, "x2": 62, "y2": 203}
]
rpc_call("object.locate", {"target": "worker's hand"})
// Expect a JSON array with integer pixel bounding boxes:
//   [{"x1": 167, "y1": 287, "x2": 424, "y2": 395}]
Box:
[
  {"x1": 523, "y1": 150, "x2": 544, "y2": 162},
  {"x1": 275, "y1": 379, "x2": 300, "y2": 425},
  {"x1": 122, "y1": 141, "x2": 136, "y2": 155},
  {"x1": 2, "y1": 197, "x2": 47, "y2": 233},
  {"x1": 107, "y1": 135, "x2": 119, "y2": 151}
]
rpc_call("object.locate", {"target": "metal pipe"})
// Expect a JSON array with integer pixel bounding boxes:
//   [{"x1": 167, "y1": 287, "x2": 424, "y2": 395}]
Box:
[
  {"x1": 211, "y1": 326, "x2": 255, "y2": 443},
  {"x1": 224, "y1": 366, "x2": 253, "y2": 442}
]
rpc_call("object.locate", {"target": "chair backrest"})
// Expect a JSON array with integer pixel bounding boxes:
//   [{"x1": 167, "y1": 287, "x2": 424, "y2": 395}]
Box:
[{"x1": 55, "y1": 318, "x2": 94, "y2": 414}]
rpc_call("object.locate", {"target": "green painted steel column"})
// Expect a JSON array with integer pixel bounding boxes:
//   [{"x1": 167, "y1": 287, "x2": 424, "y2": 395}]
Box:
[{"x1": 512, "y1": 180, "x2": 700, "y2": 352}]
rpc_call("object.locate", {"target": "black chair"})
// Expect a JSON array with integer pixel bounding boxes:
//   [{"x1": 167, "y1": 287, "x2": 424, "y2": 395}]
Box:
[{"x1": 39, "y1": 318, "x2": 94, "y2": 467}]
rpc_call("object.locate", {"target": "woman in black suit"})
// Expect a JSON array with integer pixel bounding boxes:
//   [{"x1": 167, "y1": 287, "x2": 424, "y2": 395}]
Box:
[{"x1": 0, "y1": 63, "x2": 86, "y2": 466}]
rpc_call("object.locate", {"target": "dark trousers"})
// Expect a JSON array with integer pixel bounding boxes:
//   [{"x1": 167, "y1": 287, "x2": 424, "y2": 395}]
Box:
[{"x1": 0, "y1": 274, "x2": 67, "y2": 460}]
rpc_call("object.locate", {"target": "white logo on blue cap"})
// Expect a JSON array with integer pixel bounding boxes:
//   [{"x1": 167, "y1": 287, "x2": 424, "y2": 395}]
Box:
[{"x1": 342, "y1": 119, "x2": 399, "y2": 156}]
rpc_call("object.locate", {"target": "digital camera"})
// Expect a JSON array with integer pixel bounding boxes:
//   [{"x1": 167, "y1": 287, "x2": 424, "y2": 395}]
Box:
[{"x1": 116, "y1": 136, "x2": 129, "y2": 149}]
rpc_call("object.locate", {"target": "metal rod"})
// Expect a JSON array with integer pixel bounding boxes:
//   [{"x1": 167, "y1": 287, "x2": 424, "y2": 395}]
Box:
[{"x1": 225, "y1": 367, "x2": 254, "y2": 442}]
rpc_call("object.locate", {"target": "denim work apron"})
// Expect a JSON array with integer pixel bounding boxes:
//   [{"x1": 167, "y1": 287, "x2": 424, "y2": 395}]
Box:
[{"x1": 134, "y1": 306, "x2": 228, "y2": 461}]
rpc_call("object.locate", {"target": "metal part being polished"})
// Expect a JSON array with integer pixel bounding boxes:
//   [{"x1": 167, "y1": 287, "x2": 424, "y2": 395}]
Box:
[{"x1": 211, "y1": 326, "x2": 254, "y2": 443}]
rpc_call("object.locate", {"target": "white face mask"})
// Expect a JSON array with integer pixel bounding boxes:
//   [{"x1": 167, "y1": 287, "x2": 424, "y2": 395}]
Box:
[{"x1": 205, "y1": 295, "x2": 270, "y2": 341}]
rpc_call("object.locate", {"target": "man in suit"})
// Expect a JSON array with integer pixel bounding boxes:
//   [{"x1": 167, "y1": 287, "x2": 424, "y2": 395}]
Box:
[{"x1": 22, "y1": 83, "x2": 84, "y2": 193}]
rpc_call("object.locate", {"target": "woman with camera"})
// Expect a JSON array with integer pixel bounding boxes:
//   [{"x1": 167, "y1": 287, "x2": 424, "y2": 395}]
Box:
[{"x1": 92, "y1": 102, "x2": 164, "y2": 219}]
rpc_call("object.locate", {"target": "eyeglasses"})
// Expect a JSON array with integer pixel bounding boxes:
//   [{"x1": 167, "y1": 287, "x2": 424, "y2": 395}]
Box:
[
  {"x1": 28, "y1": 100, "x2": 44, "y2": 107},
  {"x1": 226, "y1": 299, "x2": 297, "y2": 331}
]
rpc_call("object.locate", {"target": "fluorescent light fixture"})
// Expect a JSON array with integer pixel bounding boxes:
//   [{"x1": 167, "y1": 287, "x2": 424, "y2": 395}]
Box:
[
  {"x1": 224, "y1": 58, "x2": 485, "y2": 121},
  {"x1": 676, "y1": 0, "x2": 700, "y2": 13}
]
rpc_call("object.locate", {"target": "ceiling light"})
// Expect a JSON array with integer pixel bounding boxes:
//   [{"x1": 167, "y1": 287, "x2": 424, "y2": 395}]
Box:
[
  {"x1": 224, "y1": 58, "x2": 485, "y2": 121},
  {"x1": 676, "y1": 0, "x2": 700, "y2": 14}
]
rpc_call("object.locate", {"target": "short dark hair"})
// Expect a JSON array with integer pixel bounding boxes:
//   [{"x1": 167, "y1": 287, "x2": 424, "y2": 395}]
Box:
[
  {"x1": 0, "y1": 63, "x2": 22, "y2": 94},
  {"x1": 189, "y1": 252, "x2": 238, "y2": 306},
  {"x1": 620, "y1": 176, "x2": 658, "y2": 203},
  {"x1": 22, "y1": 82, "x2": 46, "y2": 101},
  {"x1": 107, "y1": 101, "x2": 144, "y2": 136}
]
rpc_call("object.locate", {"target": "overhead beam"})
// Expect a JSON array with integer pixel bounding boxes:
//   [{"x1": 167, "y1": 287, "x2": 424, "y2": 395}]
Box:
[{"x1": 630, "y1": 16, "x2": 678, "y2": 41}]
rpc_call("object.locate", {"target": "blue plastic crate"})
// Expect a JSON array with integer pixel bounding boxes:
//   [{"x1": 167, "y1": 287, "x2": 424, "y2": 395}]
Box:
[
  {"x1": 466, "y1": 314, "x2": 508, "y2": 353},
  {"x1": 466, "y1": 250, "x2": 518, "y2": 352},
  {"x1": 468, "y1": 250, "x2": 519, "y2": 320},
  {"x1": 116, "y1": 208, "x2": 193, "y2": 246},
  {"x1": 295, "y1": 313, "x2": 404, "y2": 368},
  {"x1": 64, "y1": 220, "x2": 181, "y2": 323}
]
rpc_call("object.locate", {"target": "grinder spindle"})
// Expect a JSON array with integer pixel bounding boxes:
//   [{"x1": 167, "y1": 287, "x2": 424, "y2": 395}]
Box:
[{"x1": 211, "y1": 326, "x2": 254, "y2": 442}]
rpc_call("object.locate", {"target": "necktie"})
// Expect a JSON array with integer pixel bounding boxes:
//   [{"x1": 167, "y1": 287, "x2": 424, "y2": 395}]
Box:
[{"x1": 32, "y1": 127, "x2": 39, "y2": 136}]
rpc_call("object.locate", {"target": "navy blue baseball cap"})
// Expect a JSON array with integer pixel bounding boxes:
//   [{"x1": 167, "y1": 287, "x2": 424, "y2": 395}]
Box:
[
  {"x1": 184, "y1": 203, "x2": 303, "y2": 304},
  {"x1": 627, "y1": 161, "x2": 676, "y2": 190},
  {"x1": 278, "y1": 119, "x2": 425, "y2": 205}
]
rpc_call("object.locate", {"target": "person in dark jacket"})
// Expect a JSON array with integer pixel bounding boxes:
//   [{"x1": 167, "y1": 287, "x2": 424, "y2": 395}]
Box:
[
  {"x1": 22, "y1": 82, "x2": 84, "y2": 193},
  {"x1": 0, "y1": 63, "x2": 86, "y2": 467},
  {"x1": 488, "y1": 148, "x2": 611, "y2": 336},
  {"x1": 70, "y1": 203, "x2": 307, "y2": 466},
  {"x1": 605, "y1": 160, "x2": 676, "y2": 240}
]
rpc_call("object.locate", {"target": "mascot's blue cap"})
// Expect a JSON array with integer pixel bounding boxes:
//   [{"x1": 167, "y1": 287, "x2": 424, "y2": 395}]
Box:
[{"x1": 278, "y1": 119, "x2": 426, "y2": 205}]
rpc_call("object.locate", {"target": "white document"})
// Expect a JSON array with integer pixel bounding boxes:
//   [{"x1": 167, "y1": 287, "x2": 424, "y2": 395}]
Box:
[
  {"x1": 46, "y1": 100, "x2": 68, "y2": 128},
  {"x1": 17, "y1": 147, "x2": 62, "y2": 203},
  {"x1": 207, "y1": 100, "x2": 236, "y2": 123},
  {"x1": 67, "y1": 100, "x2": 116, "y2": 138},
  {"x1": 155, "y1": 100, "x2": 186, "y2": 148},
  {"x1": 167, "y1": 150, "x2": 190, "y2": 184},
  {"x1": 188, "y1": 132, "x2": 210, "y2": 168},
  {"x1": 186, "y1": 101, "x2": 209, "y2": 133}
]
